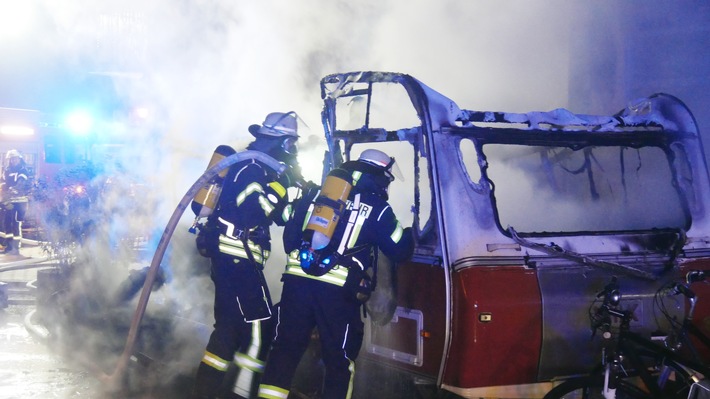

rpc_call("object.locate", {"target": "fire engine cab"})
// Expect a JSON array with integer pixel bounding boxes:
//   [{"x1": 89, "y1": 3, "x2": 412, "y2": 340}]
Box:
[
  {"x1": 0, "y1": 106, "x2": 141, "y2": 242},
  {"x1": 0, "y1": 106, "x2": 100, "y2": 183},
  {"x1": 314, "y1": 72, "x2": 710, "y2": 398}
]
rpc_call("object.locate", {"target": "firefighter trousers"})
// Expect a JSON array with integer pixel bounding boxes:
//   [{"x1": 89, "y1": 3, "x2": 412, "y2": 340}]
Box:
[
  {"x1": 0, "y1": 202, "x2": 26, "y2": 252},
  {"x1": 258, "y1": 275, "x2": 364, "y2": 399},
  {"x1": 192, "y1": 255, "x2": 275, "y2": 399}
]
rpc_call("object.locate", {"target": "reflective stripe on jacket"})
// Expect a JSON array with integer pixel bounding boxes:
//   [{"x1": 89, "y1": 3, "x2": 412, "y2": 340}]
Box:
[
  {"x1": 283, "y1": 250, "x2": 349, "y2": 286},
  {"x1": 217, "y1": 217, "x2": 270, "y2": 263}
]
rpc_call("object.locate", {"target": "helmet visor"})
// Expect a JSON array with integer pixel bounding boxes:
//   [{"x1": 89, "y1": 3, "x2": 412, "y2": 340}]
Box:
[
  {"x1": 385, "y1": 157, "x2": 404, "y2": 182},
  {"x1": 282, "y1": 136, "x2": 298, "y2": 155}
]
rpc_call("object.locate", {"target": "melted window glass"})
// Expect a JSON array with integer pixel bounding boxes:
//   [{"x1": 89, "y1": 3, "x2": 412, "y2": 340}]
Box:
[{"x1": 483, "y1": 144, "x2": 688, "y2": 233}]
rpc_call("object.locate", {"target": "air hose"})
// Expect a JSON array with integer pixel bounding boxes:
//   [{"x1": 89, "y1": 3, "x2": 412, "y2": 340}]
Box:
[{"x1": 98, "y1": 150, "x2": 286, "y2": 388}]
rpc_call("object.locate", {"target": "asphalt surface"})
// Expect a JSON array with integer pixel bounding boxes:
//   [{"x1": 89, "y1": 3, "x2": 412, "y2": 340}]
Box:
[
  {"x1": 0, "y1": 245, "x2": 102, "y2": 398},
  {"x1": 0, "y1": 304, "x2": 104, "y2": 398},
  {"x1": 0, "y1": 245, "x2": 210, "y2": 399},
  {"x1": 0, "y1": 247, "x2": 120, "y2": 399}
]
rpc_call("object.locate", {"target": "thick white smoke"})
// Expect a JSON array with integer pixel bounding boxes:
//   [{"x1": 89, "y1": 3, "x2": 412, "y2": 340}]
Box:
[{"x1": 20, "y1": 0, "x2": 583, "y2": 303}]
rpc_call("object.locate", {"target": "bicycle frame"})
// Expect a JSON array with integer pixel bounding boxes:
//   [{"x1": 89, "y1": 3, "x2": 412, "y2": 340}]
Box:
[
  {"x1": 655, "y1": 275, "x2": 710, "y2": 367},
  {"x1": 592, "y1": 278, "x2": 710, "y2": 399},
  {"x1": 617, "y1": 329, "x2": 708, "y2": 398},
  {"x1": 679, "y1": 320, "x2": 710, "y2": 364}
]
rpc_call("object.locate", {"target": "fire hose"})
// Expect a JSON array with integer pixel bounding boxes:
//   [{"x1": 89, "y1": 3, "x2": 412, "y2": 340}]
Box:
[
  {"x1": 98, "y1": 150, "x2": 286, "y2": 389},
  {"x1": 0, "y1": 257, "x2": 52, "y2": 273}
]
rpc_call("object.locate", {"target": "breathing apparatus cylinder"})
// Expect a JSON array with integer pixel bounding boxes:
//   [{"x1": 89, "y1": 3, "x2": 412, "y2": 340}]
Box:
[
  {"x1": 304, "y1": 167, "x2": 353, "y2": 250},
  {"x1": 299, "y1": 168, "x2": 353, "y2": 276},
  {"x1": 191, "y1": 145, "x2": 236, "y2": 218}
]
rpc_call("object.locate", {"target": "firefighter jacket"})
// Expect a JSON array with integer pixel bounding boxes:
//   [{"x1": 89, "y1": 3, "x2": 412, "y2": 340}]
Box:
[
  {"x1": 282, "y1": 170, "x2": 414, "y2": 288},
  {"x1": 209, "y1": 158, "x2": 291, "y2": 264},
  {"x1": 1, "y1": 162, "x2": 30, "y2": 204}
]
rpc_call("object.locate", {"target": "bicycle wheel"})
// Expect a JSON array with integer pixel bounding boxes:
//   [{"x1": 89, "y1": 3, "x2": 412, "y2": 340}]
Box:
[
  {"x1": 632, "y1": 348, "x2": 695, "y2": 399},
  {"x1": 543, "y1": 376, "x2": 651, "y2": 399}
]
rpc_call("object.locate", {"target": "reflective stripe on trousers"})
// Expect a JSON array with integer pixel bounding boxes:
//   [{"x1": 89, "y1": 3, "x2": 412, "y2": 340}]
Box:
[
  {"x1": 258, "y1": 384, "x2": 289, "y2": 399},
  {"x1": 232, "y1": 321, "x2": 266, "y2": 397}
]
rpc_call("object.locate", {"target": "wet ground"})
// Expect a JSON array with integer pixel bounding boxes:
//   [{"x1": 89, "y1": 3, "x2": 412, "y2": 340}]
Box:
[
  {"x1": 0, "y1": 304, "x2": 104, "y2": 399},
  {"x1": 0, "y1": 247, "x2": 104, "y2": 398},
  {"x1": 0, "y1": 245, "x2": 190, "y2": 399},
  {"x1": 0, "y1": 281, "x2": 203, "y2": 399}
]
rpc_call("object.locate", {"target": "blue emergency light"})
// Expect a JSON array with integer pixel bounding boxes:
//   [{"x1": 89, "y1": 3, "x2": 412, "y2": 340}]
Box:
[{"x1": 64, "y1": 109, "x2": 94, "y2": 136}]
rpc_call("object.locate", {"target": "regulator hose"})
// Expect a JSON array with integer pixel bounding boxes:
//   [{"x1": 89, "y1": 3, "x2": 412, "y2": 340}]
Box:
[{"x1": 99, "y1": 150, "x2": 286, "y2": 388}]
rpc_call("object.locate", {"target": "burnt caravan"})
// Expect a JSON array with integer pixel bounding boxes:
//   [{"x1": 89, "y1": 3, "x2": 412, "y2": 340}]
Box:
[{"x1": 315, "y1": 72, "x2": 710, "y2": 398}]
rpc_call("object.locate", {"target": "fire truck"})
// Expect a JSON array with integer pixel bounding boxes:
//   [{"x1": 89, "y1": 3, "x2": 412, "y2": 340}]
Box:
[
  {"x1": 0, "y1": 106, "x2": 141, "y2": 242},
  {"x1": 0, "y1": 106, "x2": 98, "y2": 183},
  {"x1": 311, "y1": 71, "x2": 710, "y2": 398},
  {"x1": 0, "y1": 107, "x2": 86, "y2": 238},
  {"x1": 0, "y1": 69, "x2": 133, "y2": 177},
  {"x1": 0, "y1": 107, "x2": 43, "y2": 179}
]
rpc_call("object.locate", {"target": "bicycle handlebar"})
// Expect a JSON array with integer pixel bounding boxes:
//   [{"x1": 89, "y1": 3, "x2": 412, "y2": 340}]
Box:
[
  {"x1": 684, "y1": 270, "x2": 707, "y2": 319},
  {"x1": 670, "y1": 282, "x2": 699, "y2": 319},
  {"x1": 591, "y1": 277, "x2": 636, "y2": 338},
  {"x1": 672, "y1": 283, "x2": 696, "y2": 299},
  {"x1": 596, "y1": 276, "x2": 621, "y2": 305},
  {"x1": 655, "y1": 270, "x2": 707, "y2": 322},
  {"x1": 687, "y1": 270, "x2": 706, "y2": 284},
  {"x1": 595, "y1": 271, "x2": 707, "y2": 337}
]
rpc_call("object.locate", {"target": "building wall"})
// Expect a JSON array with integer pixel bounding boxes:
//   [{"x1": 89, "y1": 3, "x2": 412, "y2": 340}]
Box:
[{"x1": 568, "y1": 2, "x2": 710, "y2": 157}]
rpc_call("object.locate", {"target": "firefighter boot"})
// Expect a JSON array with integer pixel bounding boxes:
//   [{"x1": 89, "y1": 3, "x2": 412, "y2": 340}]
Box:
[{"x1": 5, "y1": 240, "x2": 19, "y2": 256}]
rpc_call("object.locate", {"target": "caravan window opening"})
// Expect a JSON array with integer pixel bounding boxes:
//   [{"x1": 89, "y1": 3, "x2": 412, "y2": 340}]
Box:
[{"x1": 468, "y1": 140, "x2": 689, "y2": 234}]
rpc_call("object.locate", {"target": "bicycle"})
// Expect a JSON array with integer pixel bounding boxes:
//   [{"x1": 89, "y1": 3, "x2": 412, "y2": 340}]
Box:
[
  {"x1": 653, "y1": 271, "x2": 710, "y2": 367},
  {"x1": 543, "y1": 273, "x2": 710, "y2": 399}
]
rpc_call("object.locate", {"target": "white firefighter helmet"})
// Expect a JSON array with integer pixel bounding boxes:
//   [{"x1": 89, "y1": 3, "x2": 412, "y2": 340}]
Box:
[
  {"x1": 357, "y1": 149, "x2": 403, "y2": 181},
  {"x1": 5, "y1": 149, "x2": 22, "y2": 159},
  {"x1": 248, "y1": 111, "x2": 300, "y2": 139}
]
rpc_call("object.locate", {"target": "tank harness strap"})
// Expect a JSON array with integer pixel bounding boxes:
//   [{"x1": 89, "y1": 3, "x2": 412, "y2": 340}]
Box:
[
  {"x1": 337, "y1": 193, "x2": 360, "y2": 256},
  {"x1": 239, "y1": 230, "x2": 264, "y2": 270}
]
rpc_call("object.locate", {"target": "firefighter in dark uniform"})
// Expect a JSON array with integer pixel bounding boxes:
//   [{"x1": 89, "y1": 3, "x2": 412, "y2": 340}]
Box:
[
  {"x1": 258, "y1": 149, "x2": 414, "y2": 399},
  {"x1": 192, "y1": 112, "x2": 302, "y2": 399},
  {"x1": 0, "y1": 150, "x2": 30, "y2": 256}
]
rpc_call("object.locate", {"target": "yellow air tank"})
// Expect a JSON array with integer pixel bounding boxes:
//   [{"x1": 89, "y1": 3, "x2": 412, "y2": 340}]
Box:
[
  {"x1": 305, "y1": 168, "x2": 353, "y2": 250},
  {"x1": 191, "y1": 145, "x2": 236, "y2": 218}
]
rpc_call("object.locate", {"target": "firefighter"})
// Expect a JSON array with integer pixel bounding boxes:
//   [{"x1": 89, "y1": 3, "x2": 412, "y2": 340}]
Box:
[
  {"x1": 191, "y1": 112, "x2": 303, "y2": 399},
  {"x1": 0, "y1": 149, "x2": 30, "y2": 256},
  {"x1": 257, "y1": 149, "x2": 415, "y2": 399}
]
